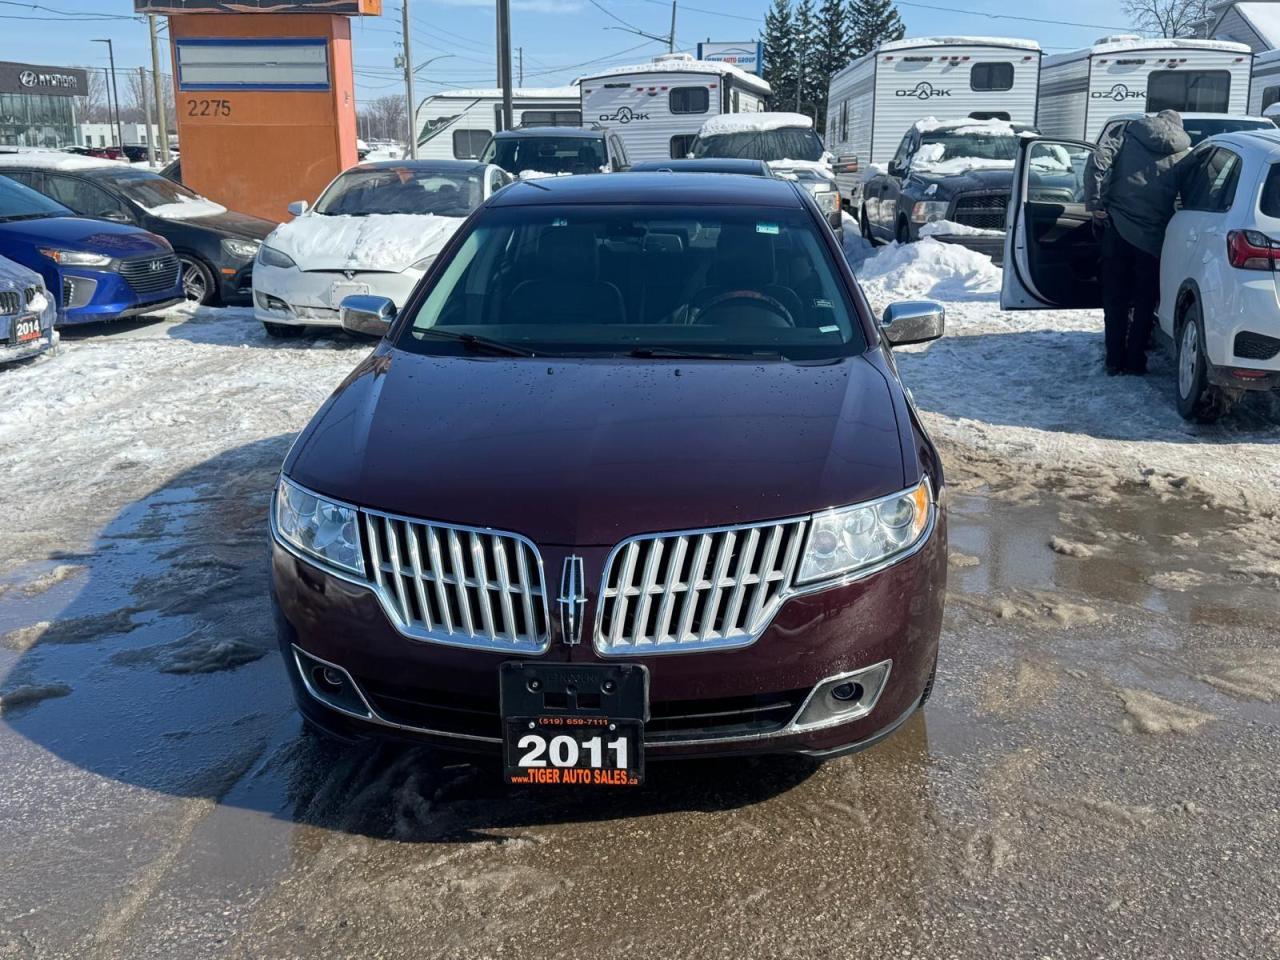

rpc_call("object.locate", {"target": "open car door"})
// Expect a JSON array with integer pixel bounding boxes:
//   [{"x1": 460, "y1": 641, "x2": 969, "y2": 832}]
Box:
[{"x1": 1001, "y1": 138, "x2": 1106, "y2": 311}]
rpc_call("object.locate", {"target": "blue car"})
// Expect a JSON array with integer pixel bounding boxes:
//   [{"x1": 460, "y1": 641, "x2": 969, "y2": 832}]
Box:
[
  {"x1": 0, "y1": 253, "x2": 57, "y2": 365},
  {"x1": 0, "y1": 175, "x2": 183, "y2": 326}
]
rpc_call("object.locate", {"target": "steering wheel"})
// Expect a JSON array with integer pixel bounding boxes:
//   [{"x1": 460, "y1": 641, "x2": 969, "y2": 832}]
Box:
[{"x1": 689, "y1": 289, "x2": 795, "y2": 327}]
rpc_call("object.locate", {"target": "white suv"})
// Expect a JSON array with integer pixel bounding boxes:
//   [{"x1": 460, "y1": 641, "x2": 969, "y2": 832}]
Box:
[{"x1": 1001, "y1": 129, "x2": 1280, "y2": 422}]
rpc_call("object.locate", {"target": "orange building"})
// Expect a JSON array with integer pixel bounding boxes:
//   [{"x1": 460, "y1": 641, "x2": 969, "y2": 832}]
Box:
[{"x1": 136, "y1": 0, "x2": 383, "y2": 223}]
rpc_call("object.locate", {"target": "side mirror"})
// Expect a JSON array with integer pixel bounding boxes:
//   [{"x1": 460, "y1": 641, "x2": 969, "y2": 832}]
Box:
[
  {"x1": 887, "y1": 162, "x2": 904, "y2": 178},
  {"x1": 881, "y1": 300, "x2": 945, "y2": 347},
  {"x1": 103, "y1": 209, "x2": 132, "y2": 223},
  {"x1": 341, "y1": 295, "x2": 396, "y2": 338},
  {"x1": 287, "y1": 200, "x2": 309, "y2": 217}
]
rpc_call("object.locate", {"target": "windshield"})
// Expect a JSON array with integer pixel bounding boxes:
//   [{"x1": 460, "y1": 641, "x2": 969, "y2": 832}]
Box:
[
  {"x1": 396, "y1": 205, "x2": 865, "y2": 361},
  {"x1": 691, "y1": 129, "x2": 823, "y2": 163},
  {"x1": 1182, "y1": 117, "x2": 1274, "y2": 146},
  {"x1": 315, "y1": 167, "x2": 484, "y2": 217},
  {"x1": 480, "y1": 136, "x2": 607, "y2": 176},
  {"x1": 915, "y1": 132, "x2": 1018, "y2": 169},
  {"x1": 98, "y1": 169, "x2": 201, "y2": 208},
  {"x1": 0, "y1": 174, "x2": 71, "y2": 220}
]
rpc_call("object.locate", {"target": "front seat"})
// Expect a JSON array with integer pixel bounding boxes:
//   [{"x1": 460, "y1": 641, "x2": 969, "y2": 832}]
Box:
[{"x1": 507, "y1": 226, "x2": 626, "y2": 326}]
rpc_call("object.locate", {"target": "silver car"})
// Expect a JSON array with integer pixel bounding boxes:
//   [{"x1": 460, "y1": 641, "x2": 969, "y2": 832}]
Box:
[{"x1": 0, "y1": 255, "x2": 57, "y2": 366}]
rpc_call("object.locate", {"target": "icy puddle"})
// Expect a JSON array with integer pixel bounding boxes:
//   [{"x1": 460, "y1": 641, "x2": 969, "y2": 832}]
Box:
[{"x1": 1, "y1": 441, "x2": 1278, "y2": 958}]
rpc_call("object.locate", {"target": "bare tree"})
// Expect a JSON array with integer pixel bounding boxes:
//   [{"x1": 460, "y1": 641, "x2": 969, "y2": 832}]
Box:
[
  {"x1": 72, "y1": 67, "x2": 111, "y2": 123},
  {"x1": 359, "y1": 94, "x2": 407, "y2": 141},
  {"x1": 1122, "y1": 0, "x2": 1213, "y2": 38}
]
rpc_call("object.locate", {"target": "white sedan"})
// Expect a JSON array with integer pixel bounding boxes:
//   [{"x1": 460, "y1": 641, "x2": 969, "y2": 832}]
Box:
[{"x1": 253, "y1": 160, "x2": 511, "y2": 338}]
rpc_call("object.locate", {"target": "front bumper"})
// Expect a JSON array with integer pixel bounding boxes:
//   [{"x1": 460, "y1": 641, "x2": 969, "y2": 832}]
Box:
[
  {"x1": 253, "y1": 263, "x2": 422, "y2": 328},
  {"x1": 930, "y1": 233, "x2": 1005, "y2": 265},
  {"x1": 218, "y1": 259, "x2": 255, "y2": 306},
  {"x1": 0, "y1": 326, "x2": 57, "y2": 365},
  {"x1": 271, "y1": 512, "x2": 947, "y2": 760},
  {"x1": 59, "y1": 268, "x2": 185, "y2": 326}
]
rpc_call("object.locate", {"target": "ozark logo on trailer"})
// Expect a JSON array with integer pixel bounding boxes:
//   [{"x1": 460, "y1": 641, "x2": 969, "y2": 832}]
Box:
[
  {"x1": 895, "y1": 82, "x2": 951, "y2": 101},
  {"x1": 1093, "y1": 83, "x2": 1146, "y2": 102},
  {"x1": 598, "y1": 105, "x2": 650, "y2": 124}
]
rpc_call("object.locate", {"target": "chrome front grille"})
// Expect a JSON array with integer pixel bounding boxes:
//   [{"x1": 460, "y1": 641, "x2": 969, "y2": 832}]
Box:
[
  {"x1": 364, "y1": 512, "x2": 551, "y2": 654},
  {"x1": 595, "y1": 519, "x2": 808, "y2": 656},
  {"x1": 0, "y1": 291, "x2": 19, "y2": 315}
]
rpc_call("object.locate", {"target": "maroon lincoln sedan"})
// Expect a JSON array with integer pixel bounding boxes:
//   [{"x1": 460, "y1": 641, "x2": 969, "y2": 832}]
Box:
[{"x1": 270, "y1": 173, "x2": 947, "y2": 787}]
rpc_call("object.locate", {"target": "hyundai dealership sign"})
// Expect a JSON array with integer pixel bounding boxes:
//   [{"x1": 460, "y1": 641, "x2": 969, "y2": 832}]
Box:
[{"x1": 696, "y1": 42, "x2": 764, "y2": 75}]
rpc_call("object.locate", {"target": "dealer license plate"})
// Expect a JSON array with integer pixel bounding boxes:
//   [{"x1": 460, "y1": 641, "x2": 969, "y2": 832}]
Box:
[
  {"x1": 11, "y1": 314, "x2": 40, "y2": 345},
  {"x1": 328, "y1": 282, "x2": 370, "y2": 309},
  {"x1": 500, "y1": 662, "x2": 647, "y2": 787}
]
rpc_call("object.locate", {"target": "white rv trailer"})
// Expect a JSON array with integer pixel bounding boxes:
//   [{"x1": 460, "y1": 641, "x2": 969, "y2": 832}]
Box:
[
  {"x1": 415, "y1": 87, "x2": 581, "y2": 161},
  {"x1": 1039, "y1": 37, "x2": 1253, "y2": 143},
  {"x1": 824, "y1": 36, "x2": 1043, "y2": 201},
  {"x1": 1249, "y1": 47, "x2": 1280, "y2": 113},
  {"x1": 577, "y1": 54, "x2": 771, "y2": 164}
]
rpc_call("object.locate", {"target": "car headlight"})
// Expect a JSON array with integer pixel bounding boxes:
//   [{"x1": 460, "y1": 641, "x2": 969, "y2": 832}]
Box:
[
  {"x1": 796, "y1": 479, "x2": 933, "y2": 585},
  {"x1": 273, "y1": 476, "x2": 365, "y2": 576},
  {"x1": 257, "y1": 244, "x2": 297, "y2": 270},
  {"x1": 910, "y1": 201, "x2": 949, "y2": 224},
  {"x1": 39, "y1": 248, "x2": 112, "y2": 267},
  {"x1": 810, "y1": 186, "x2": 841, "y2": 215},
  {"x1": 411, "y1": 254, "x2": 437, "y2": 273},
  {"x1": 222, "y1": 238, "x2": 261, "y2": 261}
]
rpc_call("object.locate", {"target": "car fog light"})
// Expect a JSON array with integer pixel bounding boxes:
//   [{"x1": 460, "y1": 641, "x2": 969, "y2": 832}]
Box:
[{"x1": 792, "y1": 661, "x2": 891, "y2": 732}]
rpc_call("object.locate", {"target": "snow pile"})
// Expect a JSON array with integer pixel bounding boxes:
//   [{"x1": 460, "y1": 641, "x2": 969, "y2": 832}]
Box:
[
  {"x1": 266, "y1": 213, "x2": 463, "y2": 272},
  {"x1": 878, "y1": 35, "x2": 1042, "y2": 53},
  {"x1": 768, "y1": 159, "x2": 835, "y2": 181},
  {"x1": 915, "y1": 117, "x2": 1016, "y2": 135},
  {"x1": 142, "y1": 195, "x2": 228, "y2": 221},
  {"x1": 0, "y1": 151, "x2": 125, "y2": 172},
  {"x1": 579, "y1": 57, "x2": 771, "y2": 95},
  {"x1": 1082, "y1": 37, "x2": 1251, "y2": 57},
  {"x1": 919, "y1": 219, "x2": 1003, "y2": 239},
  {"x1": 915, "y1": 155, "x2": 1014, "y2": 176},
  {"x1": 518, "y1": 169, "x2": 573, "y2": 180},
  {"x1": 699, "y1": 112, "x2": 812, "y2": 137},
  {"x1": 849, "y1": 236, "x2": 1002, "y2": 302}
]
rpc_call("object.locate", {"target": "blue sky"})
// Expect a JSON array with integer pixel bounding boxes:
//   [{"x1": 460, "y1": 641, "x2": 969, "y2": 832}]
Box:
[{"x1": 25, "y1": 0, "x2": 1140, "y2": 107}]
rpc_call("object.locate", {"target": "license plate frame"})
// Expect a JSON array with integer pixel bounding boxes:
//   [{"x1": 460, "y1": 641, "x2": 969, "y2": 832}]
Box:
[
  {"x1": 11, "y1": 313, "x2": 40, "y2": 345},
  {"x1": 500, "y1": 662, "x2": 648, "y2": 787},
  {"x1": 328, "y1": 281, "x2": 370, "y2": 309}
]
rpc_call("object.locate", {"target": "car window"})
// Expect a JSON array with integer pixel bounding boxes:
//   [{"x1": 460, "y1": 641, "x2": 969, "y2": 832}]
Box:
[
  {"x1": 95, "y1": 169, "x2": 204, "y2": 212},
  {"x1": 1264, "y1": 86, "x2": 1280, "y2": 113},
  {"x1": 1182, "y1": 147, "x2": 1241, "y2": 212},
  {"x1": 690, "y1": 128, "x2": 824, "y2": 163},
  {"x1": 480, "y1": 135, "x2": 607, "y2": 175},
  {"x1": 670, "y1": 134, "x2": 696, "y2": 159},
  {"x1": 314, "y1": 167, "x2": 485, "y2": 217},
  {"x1": 0, "y1": 174, "x2": 72, "y2": 219},
  {"x1": 1, "y1": 170, "x2": 39, "y2": 190},
  {"x1": 1180, "y1": 117, "x2": 1273, "y2": 146},
  {"x1": 42, "y1": 175, "x2": 130, "y2": 220},
  {"x1": 1259, "y1": 162, "x2": 1280, "y2": 218},
  {"x1": 1026, "y1": 141, "x2": 1089, "y2": 203},
  {"x1": 398, "y1": 205, "x2": 867, "y2": 361}
]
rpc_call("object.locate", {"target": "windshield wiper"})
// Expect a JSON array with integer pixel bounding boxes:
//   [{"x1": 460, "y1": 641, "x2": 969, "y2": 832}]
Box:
[
  {"x1": 417, "y1": 328, "x2": 536, "y2": 357},
  {"x1": 627, "y1": 347, "x2": 785, "y2": 361}
]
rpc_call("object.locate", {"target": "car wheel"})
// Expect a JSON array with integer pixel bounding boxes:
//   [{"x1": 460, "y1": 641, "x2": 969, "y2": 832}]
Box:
[
  {"x1": 896, "y1": 217, "x2": 912, "y2": 245},
  {"x1": 179, "y1": 256, "x2": 215, "y2": 305},
  {"x1": 860, "y1": 205, "x2": 876, "y2": 244},
  {"x1": 262, "y1": 321, "x2": 305, "y2": 339},
  {"x1": 1175, "y1": 300, "x2": 1227, "y2": 423}
]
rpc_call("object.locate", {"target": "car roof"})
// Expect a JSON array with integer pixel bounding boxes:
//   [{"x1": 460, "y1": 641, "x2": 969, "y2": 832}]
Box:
[
  {"x1": 1106, "y1": 112, "x2": 1270, "y2": 123},
  {"x1": 488, "y1": 171, "x2": 804, "y2": 207},
  {"x1": 493, "y1": 127, "x2": 604, "y2": 140},
  {"x1": 350, "y1": 158, "x2": 490, "y2": 174},
  {"x1": 1203, "y1": 128, "x2": 1280, "y2": 156},
  {"x1": 627, "y1": 158, "x2": 772, "y2": 176}
]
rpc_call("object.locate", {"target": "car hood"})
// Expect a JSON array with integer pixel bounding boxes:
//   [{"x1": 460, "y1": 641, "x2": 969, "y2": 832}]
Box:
[
  {"x1": 286, "y1": 350, "x2": 909, "y2": 546},
  {"x1": 172, "y1": 208, "x2": 276, "y2": 240},
  {"x1": 908, "y1": 166, "x2": 1014, "y2": 194},
  {"x1": 0, "y1": 215, "x2": 169, "y2": 256},
  {"x1": 265, "y1": 213, "x2": 464, "y2": 272}
]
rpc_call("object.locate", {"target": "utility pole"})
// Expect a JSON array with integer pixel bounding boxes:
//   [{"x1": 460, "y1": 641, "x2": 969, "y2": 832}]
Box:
[
  {"x1": 795, "y1": 31, "x2": 803, "y2": 112},
  {"x1": 140, "y1": 67, "x2": 155, "y2": 165},
  {"x1": 497, "y1": 0, "x2": 513, "y2": 132},
  {"x1": 149, "y1": 15, "x2": 171, "y2": 162},
  {"x1": 517, "y1": 46, "x2": 523, "y2": 86},
  {"x1": 669, "y1": 0, "x2": 676, "y2": 53},
  {"x1": 402, "y1": 0, "x2": 418, "y2": 158},
  {"x1": 94, "y1": 40, "x2": 124, "y2": 151}
]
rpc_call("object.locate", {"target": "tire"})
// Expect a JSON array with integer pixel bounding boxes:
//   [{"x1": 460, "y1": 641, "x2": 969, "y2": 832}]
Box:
[
  {"x1": 1175, "y1": 300, "x2": 1227, "y2": 423},
  {"x1": 263, "y1": 321, "x2": 306, "y2": 339},
  {"x1": 179, "y1": 255, "x2": 216, "y2": 305},
  {"x1": 919, "y1": 656, "x2": 938, "y2": 708},
  {"x1": 860, "y1": 205, "x2": 878, "y2": 245},
  {"x1": 896, "y1": 217, "x2": 912, "y2": 245}
]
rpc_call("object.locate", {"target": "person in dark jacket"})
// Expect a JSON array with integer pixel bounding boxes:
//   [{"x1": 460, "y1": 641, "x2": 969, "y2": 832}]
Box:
[{"x1": 1084, "y1": 110, "x2": 1193, "y2": 375}]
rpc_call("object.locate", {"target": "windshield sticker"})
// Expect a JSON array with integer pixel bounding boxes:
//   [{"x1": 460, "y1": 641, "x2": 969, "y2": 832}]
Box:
[
  {"x1": 551, "y1": 217, "x2": 568, "y2": 227},
  {"x1": 756, "y1": 223, "x2": 779, "y2": 236},
  {"x1": 819, "y1": 324, "x2": 840, "y2": 334}
]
